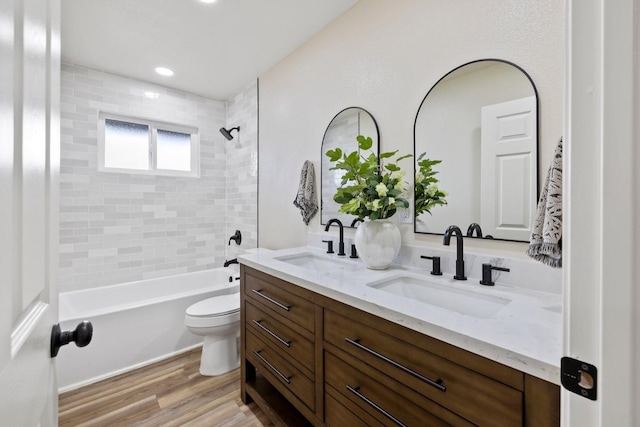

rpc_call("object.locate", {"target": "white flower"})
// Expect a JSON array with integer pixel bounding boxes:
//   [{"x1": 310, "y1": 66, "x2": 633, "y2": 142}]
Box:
[
  {"x1": 375, "y1": 182, "x2": 388, "y2": 197},
  {"x1": 372, "y1": 199, "x2": 382, "y2": 210},
  {"x1": 416, "y1": 172, "x2": 425, "y2": 183},
  {"x1": 426, "y1": 184, "x2": 438, "y2": 197},
  {"x1": 391, "y1": 169, "x2": 406, "y2": 181},
  {"x1": 388, "y1": 197, "x2": 395, "y2": 205},
  {"x1": 394, "y1": 180, "x2": 405, "y2": 192}
]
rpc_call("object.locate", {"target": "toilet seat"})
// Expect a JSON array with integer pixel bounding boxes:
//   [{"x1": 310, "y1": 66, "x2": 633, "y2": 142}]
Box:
[
  {"x1": 186, "y1": 293, "x2": 239, "y2": 317},
  {"x1": 185, "y1": 293, "x2": 240, "y2": 329}
]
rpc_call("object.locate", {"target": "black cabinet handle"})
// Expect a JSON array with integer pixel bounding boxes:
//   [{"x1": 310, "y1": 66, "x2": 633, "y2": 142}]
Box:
[
  {"x1": 253, "y1": 350, "x2": 291, "y2": 384},
  {"x1": 346, "y1": 337, "x2": 446, "y2": 392},
  {"x1": 252, "y1": 319, "x2": 291, "y2": 347},
  {"x1": 251, "y1": 289, "x2": 291, "y2": 311},
  {"x1": 346, "y1": 385, "x2": 407, "y2": 427}
]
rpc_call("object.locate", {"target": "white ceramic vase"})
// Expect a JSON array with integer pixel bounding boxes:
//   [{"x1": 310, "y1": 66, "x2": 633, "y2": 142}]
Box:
[{"x1": 354, "y1": 218, "x2": 401, "y2": 270}]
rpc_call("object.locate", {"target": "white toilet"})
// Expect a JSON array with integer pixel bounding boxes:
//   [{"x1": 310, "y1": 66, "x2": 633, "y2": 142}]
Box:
[{"x1": 184, "y1": 292, "x2": 241, "y2": 376}]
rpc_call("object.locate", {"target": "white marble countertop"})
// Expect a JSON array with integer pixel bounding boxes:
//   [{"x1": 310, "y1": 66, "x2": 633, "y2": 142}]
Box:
[{"x1": 239, "y1": 246, "x2": 562, "y2": 385}]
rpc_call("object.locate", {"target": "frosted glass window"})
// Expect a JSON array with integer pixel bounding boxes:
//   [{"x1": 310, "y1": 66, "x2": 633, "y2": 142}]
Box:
[
  {"x1": 157, "y1": 129, "x2": 191, "y2": 171},
  {"x1": 104, "y1": 119, "x2": 149, "y2": 170},
  {"x1": 99, "y1": 113, "x2": 198, "y2": 177}
]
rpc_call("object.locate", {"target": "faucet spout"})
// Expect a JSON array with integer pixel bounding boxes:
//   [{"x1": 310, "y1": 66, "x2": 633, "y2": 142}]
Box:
[
  {"x1": 443, "y1": 225, "x2": 467, "y2": 280},
  {"x1": 350, "y1": 218, "x2": 364, "y2": 228},
  {"x1": 223, "y1": 258, "x2": 238, "y2": 267},
  {"x1": 466, "y1": 223, "x2": 483, "y2": 238},
  {"x1": 324, "y1": 218, "x2": 346, "y2": 256}
]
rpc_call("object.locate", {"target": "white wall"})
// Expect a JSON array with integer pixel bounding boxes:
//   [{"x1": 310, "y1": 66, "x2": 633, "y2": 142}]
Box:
[{"x1": 258, "y1": 0, "x2": 564, "y2": 257}]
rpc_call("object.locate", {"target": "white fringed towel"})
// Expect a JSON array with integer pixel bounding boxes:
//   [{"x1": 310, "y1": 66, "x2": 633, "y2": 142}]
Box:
[
  {"x1": 528, "y1": 138, "x2": 563, "y2": 267},
  {"x1": 293, "y1": 160, "x2": 318, "y2": 225}
]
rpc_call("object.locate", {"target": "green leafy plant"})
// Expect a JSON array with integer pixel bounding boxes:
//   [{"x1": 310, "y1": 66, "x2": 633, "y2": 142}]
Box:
[
  {"x1": 326, "y1": 135, "x2": 412, "y2": 220},
  {"x1": 414, "y1": 153, "x2": 447, "y2": 216}
]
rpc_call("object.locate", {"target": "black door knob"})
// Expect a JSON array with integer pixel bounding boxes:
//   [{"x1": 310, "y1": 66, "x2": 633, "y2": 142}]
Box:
[{"x1": 50, "y1": 321, "x2": 93, "y2": 358}]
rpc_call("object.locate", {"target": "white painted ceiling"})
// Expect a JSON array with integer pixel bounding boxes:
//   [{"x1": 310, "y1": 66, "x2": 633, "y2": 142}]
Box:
[{"x1": 61, "y1": 0, "x2": 359, "y2": 100}]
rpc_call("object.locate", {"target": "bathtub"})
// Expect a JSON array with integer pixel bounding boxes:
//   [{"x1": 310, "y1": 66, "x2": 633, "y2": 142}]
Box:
[{"x1": 57, "y1": 268, "x2": 239, "y2": 392}]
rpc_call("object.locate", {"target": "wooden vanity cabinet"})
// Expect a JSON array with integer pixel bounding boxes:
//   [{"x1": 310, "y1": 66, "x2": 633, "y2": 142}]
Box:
[
  {"x1": 241, "y1": 266, "x2": 324, "y2": 426},
  {"x1": 240, "y1": 265, "x2": 560, "y2": 427}
]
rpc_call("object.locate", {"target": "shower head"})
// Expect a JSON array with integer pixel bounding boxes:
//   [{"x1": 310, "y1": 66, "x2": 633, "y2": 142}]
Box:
[{"x1": 219, "y1": 126, "x2": 240, "y2": 141}]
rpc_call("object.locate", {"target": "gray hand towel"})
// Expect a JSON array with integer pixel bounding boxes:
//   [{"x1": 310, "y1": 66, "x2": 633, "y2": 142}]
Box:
[
  {"x1": 527, "y1": 138, "x2": 563, "y2": 267},
  {"x1": 293, "y1": 160, "x2": 318, "y2": 225}
]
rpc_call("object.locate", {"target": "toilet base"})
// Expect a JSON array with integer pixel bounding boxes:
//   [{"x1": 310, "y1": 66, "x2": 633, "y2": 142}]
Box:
[{"x1": 199, "y1": 332, "x2": 240, "y2": 376}]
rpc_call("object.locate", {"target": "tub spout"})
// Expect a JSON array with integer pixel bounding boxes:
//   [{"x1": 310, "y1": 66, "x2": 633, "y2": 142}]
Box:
[{"x1": 224, "y1": 258, "x2": 238, "y2": 267}]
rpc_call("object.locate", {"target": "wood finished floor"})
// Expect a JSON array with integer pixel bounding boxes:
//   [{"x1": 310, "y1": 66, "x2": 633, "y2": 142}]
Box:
[{"x1": 58, "y1": 348, "x2": 273, "y2": 427}]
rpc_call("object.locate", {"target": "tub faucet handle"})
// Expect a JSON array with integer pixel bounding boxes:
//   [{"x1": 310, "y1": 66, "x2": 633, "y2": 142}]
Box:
[{"x1": 228, "y1": 230, "x2": 242, "y2": 246}]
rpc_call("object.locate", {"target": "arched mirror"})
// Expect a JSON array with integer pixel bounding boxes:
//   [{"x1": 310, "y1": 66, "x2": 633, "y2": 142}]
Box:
[
  {"x1": 414, "y1": 59, "x2": 538, "y2": 242},
  {"x1": 321, "y1": 107, "x2": 379, "y2": 226}
]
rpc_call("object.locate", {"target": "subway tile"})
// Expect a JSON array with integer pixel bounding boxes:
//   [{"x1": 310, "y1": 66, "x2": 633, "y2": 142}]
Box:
[{"x1": 59, "y1": 64, "x2": 255, "y2": 291}]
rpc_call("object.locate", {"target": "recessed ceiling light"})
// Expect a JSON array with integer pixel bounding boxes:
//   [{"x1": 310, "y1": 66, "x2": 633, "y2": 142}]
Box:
[
  {"x1": 155, "y1": 67, "x2": 174, "y2": 77},
  {"x1": 200, "y1": 0, "x2": 217, "y2": 3},
  {"x1": 144, "y1": 91, "x2": 160, "y2": 99}
]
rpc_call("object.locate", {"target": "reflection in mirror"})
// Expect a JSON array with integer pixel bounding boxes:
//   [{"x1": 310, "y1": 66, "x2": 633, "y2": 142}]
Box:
[
  {"x1": 321, "y1": 107, "x2": 379, "y2": 226},
  {"x1": 414, "y1": 60, "x2": 538, "y2": 242}
]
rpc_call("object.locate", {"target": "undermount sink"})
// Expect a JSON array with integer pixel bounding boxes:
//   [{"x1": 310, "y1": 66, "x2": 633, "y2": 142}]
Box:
[
  {"x1": 274, "y1": 252, "x2": 357, "y2": 273},
  {"x1": 366, "y1": 275, "x2": 511, "y2": 318}
]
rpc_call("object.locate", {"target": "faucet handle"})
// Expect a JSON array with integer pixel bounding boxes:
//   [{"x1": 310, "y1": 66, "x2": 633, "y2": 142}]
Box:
[
  {"x1": 420, "y1": 255, "x2": 442, "y2": 276},
  {"x1": 322, "y1": 239, "x2": 334, "y2": 254},
  {"x1": 480, "y1": 263, "x2": 510, "y2": 286},
  {"x1": 349, "y1": 243, "x2": 358, "y2": 259}
]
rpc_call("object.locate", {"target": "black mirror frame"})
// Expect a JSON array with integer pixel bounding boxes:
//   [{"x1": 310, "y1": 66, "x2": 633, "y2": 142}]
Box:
[
  {"x1": 412, "y1": 58, "x2": 540, "y2": 242},
  {"x1": 320, "y1": 106, "x2": 380, "y2": 227}
]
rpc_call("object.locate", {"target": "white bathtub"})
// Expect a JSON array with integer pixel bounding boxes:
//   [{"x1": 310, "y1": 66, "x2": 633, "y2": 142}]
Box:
[{"x1": 57, "y1": 268, "x2": 239, "y2": 392}]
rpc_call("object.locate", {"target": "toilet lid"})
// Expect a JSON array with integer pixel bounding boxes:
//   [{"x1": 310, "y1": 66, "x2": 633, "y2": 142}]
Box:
[{"x1": 186, "y1": 293, "x2": 240, "y2": 317}]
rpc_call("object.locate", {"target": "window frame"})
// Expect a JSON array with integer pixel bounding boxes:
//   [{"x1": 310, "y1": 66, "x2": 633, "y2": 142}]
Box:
[{"x1": 98, "y1": 112, "x2": 200, "y2": 178}]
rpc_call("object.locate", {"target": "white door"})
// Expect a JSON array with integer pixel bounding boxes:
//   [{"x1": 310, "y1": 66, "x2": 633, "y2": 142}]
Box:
[
  {"x1": 565, "y1": 0, "x2": 639, "y2": 426},
  {"x1": 480, "y1": 96, "x2": 537, "y2": 241},
  {"x1": 0, "y1": 0, "x2": 61, "y2": 426}
]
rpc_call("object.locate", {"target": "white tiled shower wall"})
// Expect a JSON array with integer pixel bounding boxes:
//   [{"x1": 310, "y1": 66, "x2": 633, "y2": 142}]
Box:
[
  {"x1": 225, "y1": 81, "x2": 258, "y2": 261},
  {"x1": 59, "y1": 64, "x2": 258, "y2": 292}
]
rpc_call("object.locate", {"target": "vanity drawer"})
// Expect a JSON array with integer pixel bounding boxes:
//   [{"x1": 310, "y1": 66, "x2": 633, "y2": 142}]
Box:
[
  {"x1": 325, "y1": 387, "x2": 384, "y2": 427},
  {"x1": 325, "y1": 351, "x2": 472, "y2": 427},
  {"x1": 245, "y1": 300, "x2": 314, "y2": 376},
  {"x1": 324, "y1": 310, "x2": 522, "y2": 426},
  {"x1": 246, "y1": 329, "x2": 315, "y2": 412},
  {"x1": 244, "y1": 269, "x2": 315, "y2": 333}
]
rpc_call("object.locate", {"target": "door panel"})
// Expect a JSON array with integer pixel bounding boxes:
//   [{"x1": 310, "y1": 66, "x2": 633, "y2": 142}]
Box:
[
  {"x1": 0, "y1": 0, "x2": 60, "y2": 425},
  {"x1": 480, "y1": 96, "x2": 537, "y2": 241}
]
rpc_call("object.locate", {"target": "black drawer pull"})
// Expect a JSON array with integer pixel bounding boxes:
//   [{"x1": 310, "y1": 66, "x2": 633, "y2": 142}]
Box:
[
  {"x1": 346, "y1": 385, "x2": 407, "y2": 427},
  {"x1": 253, "y1": 350, "x2": 291, "y2": 384},
  {"x1": 346, "y1": 337, "x2": 446, "y2": 392},
  {"x1": 252, "y1": 319, "x2": 291, "y2": 347},
  {"x1": 251, "y1": 289, "x2": 291, "y2": 311}
]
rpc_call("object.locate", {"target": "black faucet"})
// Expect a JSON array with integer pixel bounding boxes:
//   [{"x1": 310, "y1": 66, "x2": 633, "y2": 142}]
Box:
[
  {"x1": 223, "y1": 258, "x2": 238, "y2": 267},
  {"x1": 350, "y1": 218, "x2": 364, "y2": 228},
  {"x1": 443, "y1": 225, "x2": 466, "y2": 280},
  {"x1": 466, "y1": 223, "x2": 483, "y2": 238},
  {"x1": 324, "y1": 218, "x2": 346, "y2": 256}
]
